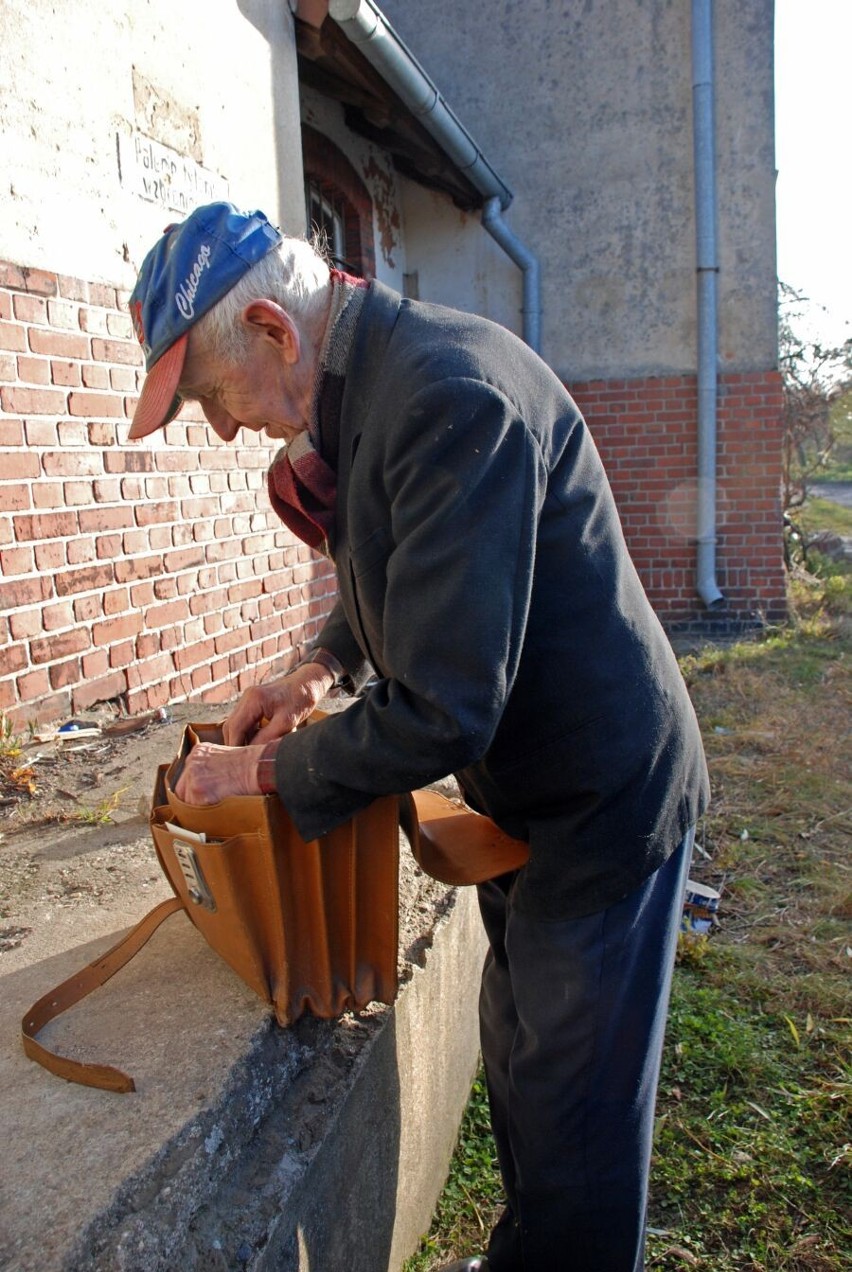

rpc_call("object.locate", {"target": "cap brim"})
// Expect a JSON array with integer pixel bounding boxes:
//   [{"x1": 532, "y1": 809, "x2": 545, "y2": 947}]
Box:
[{"x1": 128, "y1": 334, "x2": 189, "y2": 439}]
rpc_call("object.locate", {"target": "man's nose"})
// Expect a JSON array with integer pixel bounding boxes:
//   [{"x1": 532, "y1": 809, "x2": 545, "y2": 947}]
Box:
[{"x1": 202, "y1": 399, "x2": 240, "y2": 442}]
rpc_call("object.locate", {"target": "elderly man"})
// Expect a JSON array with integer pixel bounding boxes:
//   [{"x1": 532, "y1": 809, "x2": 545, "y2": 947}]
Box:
[{"x1": 128, "y1": 202, "x2": 709, "y2": 1272}]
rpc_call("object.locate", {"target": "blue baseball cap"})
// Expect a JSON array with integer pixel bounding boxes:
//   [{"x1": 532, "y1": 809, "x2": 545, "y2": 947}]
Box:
[{"x1": 128, "y1": 202, "x2": 283, "y2": 439}]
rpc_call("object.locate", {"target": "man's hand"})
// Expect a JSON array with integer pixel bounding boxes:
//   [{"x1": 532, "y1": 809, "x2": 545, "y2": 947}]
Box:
[
  {"x1": 223, "y1": 663, "x2": 335, "y2": 747},
  {"x1": 174, "y1": 741, "x2": 266, "y2": 805}
]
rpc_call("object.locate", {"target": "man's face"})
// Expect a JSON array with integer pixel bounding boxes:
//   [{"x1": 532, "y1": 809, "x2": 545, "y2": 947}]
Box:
[{"x1": 177, "y1": 325, "x2": 309, "y2": 445}]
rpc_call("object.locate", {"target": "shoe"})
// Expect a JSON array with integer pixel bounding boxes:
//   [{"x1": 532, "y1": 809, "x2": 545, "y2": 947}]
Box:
[{"x1": 436, "y1": 1259, "x2": 489, "y2": 1272}]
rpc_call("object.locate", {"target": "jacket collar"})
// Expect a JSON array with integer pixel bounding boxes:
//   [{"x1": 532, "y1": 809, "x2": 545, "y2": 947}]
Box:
[{"x1": 338, "y1": 279, "x2": 403, "y2": 452}]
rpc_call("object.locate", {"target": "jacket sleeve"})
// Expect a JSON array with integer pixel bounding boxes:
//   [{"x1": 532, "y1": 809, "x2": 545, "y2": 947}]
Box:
[
  {"x1": 311, "y1": 598, "x2": 374, "y2": 692},
  {"x1": 274, "y1": 377, "x2": 547, "y2": 840}
]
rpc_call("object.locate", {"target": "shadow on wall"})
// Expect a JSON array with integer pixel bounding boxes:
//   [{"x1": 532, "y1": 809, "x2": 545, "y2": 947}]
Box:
[
  {"x1": 258, "y1": 1016, "x2": 404, "y2": 1272},
  {"x1": 237, "y1": 0, "x2": 305, "y2": 226}
]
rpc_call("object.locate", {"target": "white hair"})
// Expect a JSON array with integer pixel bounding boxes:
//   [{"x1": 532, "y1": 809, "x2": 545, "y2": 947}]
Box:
[{"x1": 193, "y1": 236, "x2": 331, "y2": 363}]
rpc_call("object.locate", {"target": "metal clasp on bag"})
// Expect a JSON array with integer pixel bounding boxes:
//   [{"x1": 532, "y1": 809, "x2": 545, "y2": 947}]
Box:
[{"x1": 171, "y1": 837, "x2": 217, "y2": 912}]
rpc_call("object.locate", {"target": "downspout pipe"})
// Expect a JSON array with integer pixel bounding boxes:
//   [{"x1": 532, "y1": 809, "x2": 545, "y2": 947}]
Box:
[
  {"x1": 328, "y1": 0, "x2": 541, "y2": 351},
  {"x1": 482, "y1": 197, "x2": 541, "y2": 353},
  {"x1": 692, "y1": 0, "x2": 725, "y2": 609}
]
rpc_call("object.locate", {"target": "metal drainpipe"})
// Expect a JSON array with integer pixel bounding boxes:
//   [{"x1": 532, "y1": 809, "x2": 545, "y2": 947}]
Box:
[
  {"x1": 692, "y1": 0, "x2": 725, "y2": 608},
  {"x1": 328, "y1": 0, "x2": 542, "y2": 351},
  {"x1": 482, "y1": 197, "x2": 542, "y2": 354}
]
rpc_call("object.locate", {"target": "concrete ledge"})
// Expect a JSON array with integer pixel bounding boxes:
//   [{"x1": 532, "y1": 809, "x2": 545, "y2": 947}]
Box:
[{"x1": 1, "y1": 868, "x2": 485, "y2": 1271}]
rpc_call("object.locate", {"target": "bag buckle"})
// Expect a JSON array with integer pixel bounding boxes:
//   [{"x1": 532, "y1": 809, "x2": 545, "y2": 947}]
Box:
[{"x1": 172, "y1": 839, "x2": 217, "y2": 912}]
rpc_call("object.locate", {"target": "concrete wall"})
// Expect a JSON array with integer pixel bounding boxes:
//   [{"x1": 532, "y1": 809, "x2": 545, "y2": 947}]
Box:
[
  {"x1": 1, "y1": 737, "x2": 488, "y2": 1272},
  {"x1": 381, "y1": 0, "x2": 778, "y2": 381},
  {"x1": 398, "y1": 182, "x2": 522, "y2": 338},
  {"x1": 380, "y1": 0, "x2": 785, "y2": 631}
]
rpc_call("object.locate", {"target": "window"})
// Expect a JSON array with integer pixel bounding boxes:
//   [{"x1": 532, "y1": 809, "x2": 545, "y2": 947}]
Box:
[
  {"x1": 305, "y1": 178, "x2": 348, "y2": 270},
  {"x1": 302, "y1": 126, "x2": 375, "y2": 279}
]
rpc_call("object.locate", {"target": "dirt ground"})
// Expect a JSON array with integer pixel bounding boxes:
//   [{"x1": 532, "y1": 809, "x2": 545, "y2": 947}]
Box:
[{"x1": 0, "y1": 698, "x2": 454, "y2": 980}]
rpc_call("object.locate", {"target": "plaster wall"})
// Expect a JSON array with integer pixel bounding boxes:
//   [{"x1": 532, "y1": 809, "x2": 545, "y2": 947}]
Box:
[
  {"x1": 299, "y1": 88, "x2": 522, "y2": 332},
  {"x1": 381, "y1": 0, "x2": 778, "y2": 381},
  {"x1": 300, "y1": 87, "x2": 407, "y2": 290},
  {"x1": 0, "y1": 0, "x2": 305, "y2": 289},
  {"x1": 398, "y1": 182, "x2": 523, "y2": 338}
]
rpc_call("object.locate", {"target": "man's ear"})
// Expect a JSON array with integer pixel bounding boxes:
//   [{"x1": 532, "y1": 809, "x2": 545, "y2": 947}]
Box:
[{"x1": 241, "y1": 300, "x2": 301, "y2": 364}]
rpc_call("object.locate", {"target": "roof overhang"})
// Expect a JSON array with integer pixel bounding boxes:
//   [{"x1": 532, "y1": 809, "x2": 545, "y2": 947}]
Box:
[{"x1": 293, "y1": 2, "x2": 498, "y2": 212}]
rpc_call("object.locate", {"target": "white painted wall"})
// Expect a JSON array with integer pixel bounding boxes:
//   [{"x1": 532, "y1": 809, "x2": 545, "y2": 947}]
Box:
[
  {"x1": 300, "y1": 90, "x2": 522, "y2": 335},
  {"x1": 300, "y1": 87, "x2": 407, "y2": 291},
  {"x1": 0, "y1": 0, "x2": 538, "y2": 342},
  {"x1": 398, "y1": 183, "x2": 522, "y2": 338},
  {"x1": 2, "y1": 0, "x2": 778, "y2": 375},
  {"x1": 0, "y1": 0, "x2": 305, "y2": 288}
]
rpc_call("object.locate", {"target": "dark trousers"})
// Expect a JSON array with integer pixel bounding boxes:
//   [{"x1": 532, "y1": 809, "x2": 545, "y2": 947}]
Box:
[{"x1": 477, "y1": 829, "x2": 693, "y2": 1272}]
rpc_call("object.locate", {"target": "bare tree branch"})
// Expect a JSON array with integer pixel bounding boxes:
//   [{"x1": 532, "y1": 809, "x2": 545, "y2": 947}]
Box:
[{"x1": 778, "y1": 282, "x2": 852, "y2": 513}]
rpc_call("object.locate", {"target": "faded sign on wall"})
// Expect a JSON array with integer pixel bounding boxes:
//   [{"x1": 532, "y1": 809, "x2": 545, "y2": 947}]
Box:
[{"x1": 118, "y1": 131, "x2": 229, "y2": 215}]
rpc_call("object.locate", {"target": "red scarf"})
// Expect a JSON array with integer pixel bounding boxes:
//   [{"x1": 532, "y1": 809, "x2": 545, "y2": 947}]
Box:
[
  {"x1": 267, "y1": 270, "x2": 367, "y2": 555},
  {"x1": 268, "y1": 431, "x2": 337, "y2": 554}
]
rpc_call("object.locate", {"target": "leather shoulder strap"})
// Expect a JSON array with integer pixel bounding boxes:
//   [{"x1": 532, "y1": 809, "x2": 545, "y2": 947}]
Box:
[{"x1": 21, "y1": 896, "x2": 183, "y2": 1093}]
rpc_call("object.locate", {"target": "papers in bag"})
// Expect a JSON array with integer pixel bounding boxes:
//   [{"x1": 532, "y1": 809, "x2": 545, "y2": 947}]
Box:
[
  {"x1": 164, "y1": 821, "x2": 225, "y2": 846},
  {"x1": 164, "y1": 820, "x2": 207, "y2": 843}
]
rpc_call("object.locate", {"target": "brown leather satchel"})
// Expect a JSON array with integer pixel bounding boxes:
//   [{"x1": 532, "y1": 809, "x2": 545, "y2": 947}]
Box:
[
  {"x1": 406, "y1": 788, "x2": 529, "y2": 887},
  {"x1": 152, "y1": 720, "x2": 401, "y2": 1027},
  {"x1": 21, "y1": 720, "x2": 529, "y2": 1093}
]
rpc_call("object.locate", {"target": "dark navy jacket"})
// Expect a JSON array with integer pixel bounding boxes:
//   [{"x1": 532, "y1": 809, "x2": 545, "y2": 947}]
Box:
[{"x1": 275, "y1": 282, "x2": 709, "y2": 919}]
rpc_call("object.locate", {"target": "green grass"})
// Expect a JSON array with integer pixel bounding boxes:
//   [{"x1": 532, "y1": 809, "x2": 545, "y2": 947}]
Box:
[
  {"x1": 71, "y1": 788, "x2": 128, "y2": 825},
  {"x1": 0, "y1": 714, "x2": 24, "y2": 761},
  {"x1": 796, "y1": 498, "x2": 852, "y2": 540},
  {"x1": 814, "y1": 465, "x2": 852, "y2": 484},
  {"x1": 404, "y1": 560, "x2": 851, "y2": 1272},
  {"x1": 648, "y1": 956, "x2": 851, "y2": 1270}
]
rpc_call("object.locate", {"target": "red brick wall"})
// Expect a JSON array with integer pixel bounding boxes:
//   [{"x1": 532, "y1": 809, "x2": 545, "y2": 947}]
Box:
[
  {"x1": 0, "y1": 262, "x2": 337, "y2": 730},
  {"x1": 0, "y1": 255, "x2": 787, "y2": 726},
  {"x1": 568, "y1": 371, "x2": 787, "y2": 630}
]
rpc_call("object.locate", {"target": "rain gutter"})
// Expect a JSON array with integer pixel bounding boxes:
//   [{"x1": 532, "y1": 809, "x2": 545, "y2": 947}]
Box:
[
  {"x1": 692, "y1": 0, "x2": 725, "y2": 609},
  {"x1": 327, "y1": 0, "x2": 542, "y2": 351}
]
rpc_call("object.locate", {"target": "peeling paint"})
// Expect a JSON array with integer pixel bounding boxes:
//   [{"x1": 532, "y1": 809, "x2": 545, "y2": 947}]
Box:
[{"x1": 363, "y1": 154, "x2": 400, "y2": 268}]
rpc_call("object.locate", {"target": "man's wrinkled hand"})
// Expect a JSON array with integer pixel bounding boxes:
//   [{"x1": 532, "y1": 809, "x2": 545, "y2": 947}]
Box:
[
  {"x1": 174, "y1": 742, "x2": 265, "y2": 806},
  {"x1": 223, "y1": 665, "x2": 334, "y2": 747}
]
